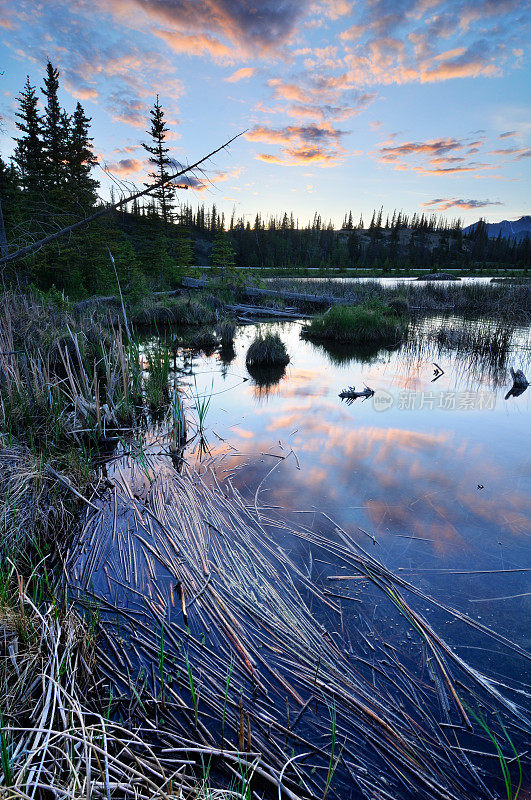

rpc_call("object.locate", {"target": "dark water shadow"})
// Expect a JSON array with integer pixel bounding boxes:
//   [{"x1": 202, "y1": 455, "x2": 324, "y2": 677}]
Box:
[{"x1": 246, "y1": 361, "x2": 287, "y2": 397}]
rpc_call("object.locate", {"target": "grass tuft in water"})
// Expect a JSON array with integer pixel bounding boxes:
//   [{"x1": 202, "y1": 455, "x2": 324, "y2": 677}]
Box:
[{"x1": 245, "y1": 332, "x2": 290, "y2": 367}]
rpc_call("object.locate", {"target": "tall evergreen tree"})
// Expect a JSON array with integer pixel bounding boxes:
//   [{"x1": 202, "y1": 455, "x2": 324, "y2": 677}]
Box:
[
  {"x1": 142, "y1": 96, "x2": 175, "y2": 224},
  {"x1": 67, "y1": 101, "x2": 98, "y2": 208},
  {"x1": 41, "y1": 61, "x2": 65, "y2": 190},
  {"x1": 13, "y1": 77, "x2": 43, "y2": 196}
]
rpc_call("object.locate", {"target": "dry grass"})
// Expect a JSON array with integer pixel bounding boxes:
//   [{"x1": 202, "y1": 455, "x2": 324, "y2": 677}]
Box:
[
  {"x1": 269, "y1": 277, "x2": 531, "y2": 322},
  {"x1": 66, "y1": 456, "x2": 529, "y2": 800}
]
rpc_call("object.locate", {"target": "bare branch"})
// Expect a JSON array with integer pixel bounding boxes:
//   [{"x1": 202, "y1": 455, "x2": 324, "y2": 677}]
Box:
[{"x1": 0, "y1": 130, "x2": 245, "y2": 267}]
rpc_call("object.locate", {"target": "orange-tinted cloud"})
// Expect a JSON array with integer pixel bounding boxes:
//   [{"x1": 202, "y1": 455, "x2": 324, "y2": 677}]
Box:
[
  {"x1": 257, "y1": 147, "x2": 343, "y2": 166},
  {"x1": 490, "y1": 147, "x2": 531, "y2": 159},
  {"x1": 225, "y1": 67, "x2": 256, "y2": 82},
  {"x1": 378, "y1": 137, "x2": 463, "y2": 161},
  {"x1": 154, "y1": 29, "x2": 233, "y2": 61},
  {"x1": 246, "y1": 122, "x2": 347, "y2": 167},
  {"x1": 422, "y1": 198, "x2": 504, "y2": 211},
  {"x1": 105, "y1": 158, "x2": 144, "y2": 176},
  {"x1": 113, "y1": 0, "x2": 311, "y2": 58}
]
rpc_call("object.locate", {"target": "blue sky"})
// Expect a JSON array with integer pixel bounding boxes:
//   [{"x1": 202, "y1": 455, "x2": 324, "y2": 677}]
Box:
[{"x1": 0, "y1": 0, "x2": 529, "y2": 227}]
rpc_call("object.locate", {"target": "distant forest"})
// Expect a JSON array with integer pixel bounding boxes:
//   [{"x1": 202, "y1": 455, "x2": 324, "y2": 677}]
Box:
[{"x1": 1, "y1": 62, "x2": 528, "y2": 299}]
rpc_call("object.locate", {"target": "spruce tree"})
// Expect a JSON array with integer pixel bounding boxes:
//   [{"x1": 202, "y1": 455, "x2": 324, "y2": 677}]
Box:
[
  {"x1": 68, "y1": 101, "x2": 98, "y2": 208},
  {"x1": 13, "y1": 77, "x2": 43, "y2": 196},
  {"x1": 142, "y1": 96, "x2": 175, "y2": 224},
  {"x1": 41, "y1": 61, "x2": 65, "y2": 190}
]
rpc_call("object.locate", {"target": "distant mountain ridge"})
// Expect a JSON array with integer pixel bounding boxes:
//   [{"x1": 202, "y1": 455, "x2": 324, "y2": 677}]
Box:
[{"x1": 463, "y1": 215, "x2": 531, "y2": 241}]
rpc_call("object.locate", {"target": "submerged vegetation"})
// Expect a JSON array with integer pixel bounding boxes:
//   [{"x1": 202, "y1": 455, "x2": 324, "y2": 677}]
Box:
[{"x1": 304, "y1": 301, "x2": 405, "y2": 344}]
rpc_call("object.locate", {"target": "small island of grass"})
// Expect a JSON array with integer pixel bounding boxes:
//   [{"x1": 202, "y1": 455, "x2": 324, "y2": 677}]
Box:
[
  {"x1": 303, "y1": 301, "x2": 406, "y2": 344},
  {"x1": 246, "y1": 332, "x2": 290, "y2": 366}
]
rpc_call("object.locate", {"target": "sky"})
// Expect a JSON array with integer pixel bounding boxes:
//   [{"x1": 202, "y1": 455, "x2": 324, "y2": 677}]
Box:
[{"x1": 0, "y1": 0, "x2": 529, "y2": 228}]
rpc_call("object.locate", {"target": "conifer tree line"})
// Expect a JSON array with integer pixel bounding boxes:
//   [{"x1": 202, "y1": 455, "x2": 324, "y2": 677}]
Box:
[
  {"x1": 0, "y1": 61, "x2": 528, "y2": 299},
  {"x1": 12, "y1": 62, "x2": 98, "y2": 210}
]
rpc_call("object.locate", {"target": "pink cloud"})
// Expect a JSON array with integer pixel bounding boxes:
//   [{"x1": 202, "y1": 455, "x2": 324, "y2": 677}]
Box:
[
  {"x1": 154, "y1": 29, "x2": 233, "y2": 61},
  {"x1": 225, "y1": 67, "x2": 256, "y2": 82},
  {"x1": 422, "y1": 198, "x2": 504, "y2": 211},
  {"x1": 105, "y1": 158, "x2": 144, "y2": 176}
]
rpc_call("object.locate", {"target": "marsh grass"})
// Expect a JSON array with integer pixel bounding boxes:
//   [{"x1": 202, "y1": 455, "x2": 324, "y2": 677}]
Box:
[
  {"x1": 304, "y1": 301, "x2": 405, "y2": 344},
  {"x1": 66, "y1": 456, "x2": 530, "y2": 800},
  {"x1": 217, "y1": 319, "x2": 237, "y2": 347},
  {"x1": 433, "y1": 320, "x2": 513, "y2": 360},
  {"x1": 468, "y1": 708, "x2": 523, "y2": 800},
  {"x1": 270, "y1": 277, "x2": 531, "y2": 322},
  {"x1": 0, "y1": 292, "x2": 143, "y2": 457},
  {"x1": 245, "y1": 332, "x2": 290, "y2": 367},
  {"x1": 170, "y1": 386, "x2": 187, "y2": 449},
  {"x1": 144, "y1": 340, "x2": 171, "y2": 408},
  {"x1": 131, "y1": 295, "x2": 217, "y2": 327}
]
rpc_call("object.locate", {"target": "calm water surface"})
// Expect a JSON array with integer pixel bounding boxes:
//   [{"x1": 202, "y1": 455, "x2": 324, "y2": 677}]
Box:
[{"x1": 170, "y1": 316, "x2": 530, "y2": 664}]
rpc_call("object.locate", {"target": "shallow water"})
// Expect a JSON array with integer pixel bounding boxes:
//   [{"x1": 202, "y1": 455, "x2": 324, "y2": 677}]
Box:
[
  {"x1": 169, "y1": 316, "x2": 531, "y2": 660},
  {"x1": 68, "y1": 307, "x2": 531, "y2": 797}
]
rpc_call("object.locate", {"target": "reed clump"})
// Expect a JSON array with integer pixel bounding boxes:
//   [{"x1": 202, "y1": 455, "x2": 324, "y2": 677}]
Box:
[
  {"x1": 0, "y1": 291, "x2": 143, "y2": 455},
  {"x1": 433, "y1": 321, "x2": 513, "y2": 358},
  {"x1": 0, "y1": 441, "x2": 72, "y2": 564},
  {"x1": 269, "y1": 277, "x2": 531, "y2": 322},
  {"x1": 216, "y1": 318, "x2": 237, "y2": 347},
  {"x1": 131, "y1": 296, "x2": 217, "y2": 327},
  {"x1": 304, "y1": 301, "x2": 405, "y2": 344},
  {"x1": 144, "y1": 342, "x2": 171, "y2": 408},
  {"x1": 246, "y1": 332, "x2": 290, "y2": 367}
]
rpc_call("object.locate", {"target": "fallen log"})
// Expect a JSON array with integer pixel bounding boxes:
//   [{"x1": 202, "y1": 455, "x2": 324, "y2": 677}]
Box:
[
  {"x1": 226, "y1": 303, "x2": 302, "y2": 319},
  {"x1": 242, "y1": 285, "x2": 346, "y2": 306},
  {"x1": 181, "y1": 276, "x2": 346, "y2": 306}
]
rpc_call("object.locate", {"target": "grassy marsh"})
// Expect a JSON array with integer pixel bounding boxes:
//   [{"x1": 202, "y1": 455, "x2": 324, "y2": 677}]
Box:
[{"x1": 1, "y1": 284, "x2": 530, "y2": 799}]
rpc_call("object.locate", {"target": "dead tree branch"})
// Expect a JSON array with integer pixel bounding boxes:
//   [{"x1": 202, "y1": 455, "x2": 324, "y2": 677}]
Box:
[{"x1": 0, "y1": 131, "x2": 245, "y2": 267}]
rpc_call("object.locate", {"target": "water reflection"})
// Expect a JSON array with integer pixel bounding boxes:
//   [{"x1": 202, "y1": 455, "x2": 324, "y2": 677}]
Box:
[
  {"x1": 246, "y1": 361, "x2": 287, "y2": 398},
  {"x1": 137, "y1": 314, "x2": 530, "y2": 651},
  {"x1": 305, "y1": 336, "x2": 395, "y2": 366}
]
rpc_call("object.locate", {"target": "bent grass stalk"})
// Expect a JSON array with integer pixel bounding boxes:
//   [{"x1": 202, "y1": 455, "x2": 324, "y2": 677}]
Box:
[
  {"x1": 184, "y1": 651, "x2": 198, "y2": 725},
  {"x1": 322, "y1": 701, "x2": 337, "y2": 800},
  {"x1": 221, "y1": 655, "x2": 234, "y2": 749},
  {"x1": 468, "y1": 708, "x2": 522, "y2": 800},
  {"x1": 0, "y1": 707, "x2": 13, "y2": 787},
  {"x1": 159, "y1": 619, "x2": 165, "y2": 709}
]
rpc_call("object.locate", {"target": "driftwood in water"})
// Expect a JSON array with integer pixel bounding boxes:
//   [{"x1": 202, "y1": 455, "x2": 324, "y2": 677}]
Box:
[
  {"x1": 339, "y1": 385, "x2": 374, "y2": 404},
  {"x1": 181, "y1": 276, "x2": 344, "y2": 306},
  {"x1": 505, "y1": 368, "x2": 529, "y2": 399},
  {"x1": 242, "y1": 285, "x2": 345, "y2": 306},
  {"x1": 226, "y1": 303, "x2": 301, "y2": 319}
]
